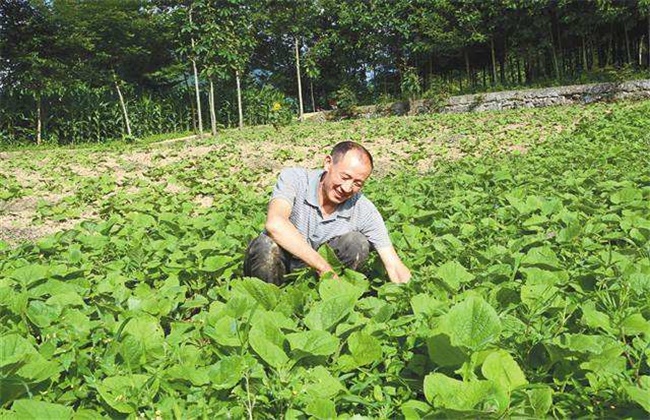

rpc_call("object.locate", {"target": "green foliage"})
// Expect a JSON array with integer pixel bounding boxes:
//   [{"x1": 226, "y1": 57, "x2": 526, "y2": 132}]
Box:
[
  {"x1": 330, "y1": 85, "x2": 358, "y2": 120},
  {"x1": 1, "y1": 100, "x2": 650, "y2": 417}
]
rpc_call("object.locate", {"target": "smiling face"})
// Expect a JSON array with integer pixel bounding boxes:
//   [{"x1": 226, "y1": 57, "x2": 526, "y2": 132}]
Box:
[{"x1": 320, "y1": 150, "x2": 373, "y2": 209}]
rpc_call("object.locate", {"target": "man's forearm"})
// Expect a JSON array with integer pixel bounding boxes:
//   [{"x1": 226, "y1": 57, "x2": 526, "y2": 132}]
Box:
[{"x1": 266, "y1": 220, "x2": 332, "y2": 274}]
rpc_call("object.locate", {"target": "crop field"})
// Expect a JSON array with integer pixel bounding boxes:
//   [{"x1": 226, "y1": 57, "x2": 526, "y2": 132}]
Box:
[{"x1": 1, "y1": 101, "x2": 649, "y2": 418}]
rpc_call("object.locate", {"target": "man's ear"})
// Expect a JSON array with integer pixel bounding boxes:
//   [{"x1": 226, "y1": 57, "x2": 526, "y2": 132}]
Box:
[{"x1": 323, "y1": 155, "x2": 332, "y2": 171}]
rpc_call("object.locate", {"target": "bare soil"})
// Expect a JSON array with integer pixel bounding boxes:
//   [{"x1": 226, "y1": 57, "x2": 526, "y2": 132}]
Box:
[{"x1": 0, "y1": 126, "x2": 540, "y2": 247}]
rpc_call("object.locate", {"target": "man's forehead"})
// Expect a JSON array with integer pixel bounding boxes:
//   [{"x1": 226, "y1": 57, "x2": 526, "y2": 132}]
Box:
[{"x1": 336, "y1": 150, "x2": 372, "y2": 166}]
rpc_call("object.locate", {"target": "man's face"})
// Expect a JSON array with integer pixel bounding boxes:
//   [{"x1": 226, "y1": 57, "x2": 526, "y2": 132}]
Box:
[{"x1": 321, "y1": 151, "x2": 372, "y2": 206}]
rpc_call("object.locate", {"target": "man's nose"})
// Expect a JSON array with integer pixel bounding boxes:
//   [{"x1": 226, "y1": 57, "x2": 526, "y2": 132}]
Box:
[{"x1": 341, "y1": 180, "x2": 354, "y2": 193}]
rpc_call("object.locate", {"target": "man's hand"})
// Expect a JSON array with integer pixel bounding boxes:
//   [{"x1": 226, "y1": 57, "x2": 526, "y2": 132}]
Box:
[{"x1": 376, "y1": 246, "x2": 411, "y2": 284}]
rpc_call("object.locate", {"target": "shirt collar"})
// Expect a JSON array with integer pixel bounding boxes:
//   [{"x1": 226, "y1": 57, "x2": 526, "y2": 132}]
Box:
[{"x1": 306, "y1": 169, "x2": 354, "y2": 218}]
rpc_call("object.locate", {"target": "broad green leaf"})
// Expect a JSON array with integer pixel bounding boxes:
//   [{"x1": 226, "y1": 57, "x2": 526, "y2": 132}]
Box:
[
  {"x1": 10, "y1": 265, "x2": 49, "y2": 287},
  {"x1": 10, "y1": 400, "x2": 73, "y2": 420},
  {"x1": 628, "y1": 272, "x2": 650, "y2": 296},
  {"x1": 318, "y1": 276, "x2": 365, "y2": 301},
  {"x1": 410, "y1": 293, "x2": 444, "y2": 317},
  {"x1": 0, "y1": 334, "x2": 37, "y2": 368},
  {"x1": 481, "y1": 350, "x2": 527, "y2": 392},
  {"x1": 318, "y1": 244, "x2": 344, "y2": 272},
  {"x1": 620, "y1": 313, "x2": 650, "y2": 337},
  {"x1": 347, "y1": 331, "x2": 382, "y2": 367},
  {"x1": 423, "y1": 373, "x2": 503, "y2": 412},
  {"x1": 46, "y1": 291, "x2": 85, "y2": 308},
  {"x1": 436, "y1": 260, "x2": 474, "y2": 291},
  {"x1": 304, "y1": 294, "x2": 357, "y2": 331},
  {"x1": 96, "y1": 374, "x2": 150, "y2": 414},
  {"x1": 521, "y1": 247, "x2": 560, "y2": 270},
  {"x1": 305, "y1": 398, "x2": 336, "y2": 420},
  {"x1": 442, "y1": 296, "x2": 501, "y2": 351},
  {"x1": 400, "y1": 399, "x2": 432, "y2": 419},
  {"x1": 303, "y1": 366, "x2": 344, "y2": 399},
  {"x1": 426, "y1": 334, "x2": 467, "y2": 367},
  {"x1": 25, "y1": 300, "x2": 61, "y2": 327},
  {"x1": 611, "y1": 187, "x2": 642, "y2": 204},
  {"x1": 527, "y1": 386, "x2": 553, "y2": 416},
  {"x1": 557, "y1": 334, "x2": 606, "y2": 354},
  {"x1": 239, "y1": 277, "x2": 280, "y2": 310},
  {"x1": 201, "y1": 255, "x2": 232, "y2": 273},
  {"x1": 248, "y1": 320, "x2": 288, "y2": 368},
  {"x1": 119, "y1": 315, "x2": 165, "y2": 366},
  {"x1": 580, "y1": 301, "x2": 611, "y2": 331},
  {"x1": 205, "y1": 315, "x2": 241, "y2": 347},
  {"x1": 286, "y1": 330, "x2": 339, "y2": 357},
  {"x1": 209, "y1": 355, "x2": 246, "y2": 390},
  {"x1": 625, "y1": 380, "x2": 650, "y2": 413}
]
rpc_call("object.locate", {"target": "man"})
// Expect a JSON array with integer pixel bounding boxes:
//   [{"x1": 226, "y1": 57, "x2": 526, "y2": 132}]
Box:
[{"x1": 243, "y1": 141, "x2": 411, "y2": 285}]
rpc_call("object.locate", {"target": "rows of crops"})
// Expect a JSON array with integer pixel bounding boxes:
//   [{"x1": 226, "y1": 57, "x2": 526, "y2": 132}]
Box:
[{"x1": 1, "y1": 101, "x2": 649, "y2": 418}]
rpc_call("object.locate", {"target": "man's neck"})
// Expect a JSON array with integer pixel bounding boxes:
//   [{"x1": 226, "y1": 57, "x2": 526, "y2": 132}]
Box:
[{"x1": 318, "y1": 180, "x2": 337, "y2": 217}]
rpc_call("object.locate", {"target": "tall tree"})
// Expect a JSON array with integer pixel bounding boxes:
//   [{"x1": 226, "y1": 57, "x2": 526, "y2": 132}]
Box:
[{"x1": 0, "y1": 0, "x2": 67, "y2": 144}]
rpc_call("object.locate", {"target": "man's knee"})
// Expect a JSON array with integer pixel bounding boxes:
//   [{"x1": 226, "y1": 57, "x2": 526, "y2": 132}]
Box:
[
  {"x1": 326, "y1": 232, "x2": 370, "y2": 271},
  {"x1": 243, "y1": 233, "x2": 286, "y2": 285}
]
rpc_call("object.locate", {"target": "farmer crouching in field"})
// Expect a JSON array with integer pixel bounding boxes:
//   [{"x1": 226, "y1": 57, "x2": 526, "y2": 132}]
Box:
[{"x1": 243, "y1": 141, "x2": 411, "y2": 285}]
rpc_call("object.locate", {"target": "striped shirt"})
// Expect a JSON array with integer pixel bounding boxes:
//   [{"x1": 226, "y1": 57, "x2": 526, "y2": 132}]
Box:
[{"x1": 270, "y1": 167, "x2": 392, "y2": 250}]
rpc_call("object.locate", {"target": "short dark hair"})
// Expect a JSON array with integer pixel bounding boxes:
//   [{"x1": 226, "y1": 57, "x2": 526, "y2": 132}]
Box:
[{"x1": 331, "y1": 141, "x2": 374, "y2": 169}]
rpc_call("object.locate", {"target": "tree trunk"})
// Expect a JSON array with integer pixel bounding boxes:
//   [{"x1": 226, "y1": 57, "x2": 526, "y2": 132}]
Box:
[
  {"x1": 581, "y1": 35, "x2": 588, "y2": 71},
  {"x1": 191, "y1": 56, "x2": 202, "y2": 138},
  {"x1": 236, "y1": 70, "x2": 243, "y2": 129},
  {"x1": 209, "y1": 78, "x2": 217, "y2": 136},
  {"x1": 295, "y1": 36, "x2": 304, "y2": 121},
  {"x1": 549, "y1": 23, "x2": 559, "y2": 78},
  {"x1": 490, "y1": 38, "x2": 497, "y2": 85},
  {"x1": 647, "y1": 13, "x2": 650, "y2": 67},
  {"x1": 185, "y1": 73, "x2": 197, "y2": 133},
  {"x1": 114, "y1": 79, "x2": 132, "y2": 137},
  {"x1": 640, "y1": 35, "x2": 645, "y2": 67},
  {"x1": 624, "y1": 26, "x2": 631, "y2": 65},
  {"x1": 464, "y1": 48, "x2": 471, "y2": 87},
  {"x1": 36, "y1": 95, "x2": 42, "y2": 145},
  {"x1": 310, "y1": 80, "x2": 316, "y2": 113},
  {"x1": 500, "y1": 38, "x2": 506, "y2": 85},
  {"x1": 188, "y1": 6, "x2": 203, "y2": 138}
]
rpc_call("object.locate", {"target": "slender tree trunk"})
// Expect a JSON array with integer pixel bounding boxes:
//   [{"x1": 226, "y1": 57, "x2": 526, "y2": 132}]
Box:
[
  {"x1": 647, "y1": 13, "x2": 650, "y2": 67},
  {"x1": 185, "y1": 73, "x2": 197, "y2": 133},
  {"x1": 188, "y1": 6, "x2": 203, "y2": 138},
  {"x1": 582, "y1": 35, "x2": 588, "y2": 71},
  {"x1": 549, "y1": 23, "x2": 559, "y2": 79},
  {"x1": 500, "y1": 38, "x2": 507, "y2": 85},
  {"x1": 624, "y1": 26, "x2": 631, "y2": 65},
  {"x1": 236, "y1": 70, "x2": 243, "y2": 129},
  {"x1": 464, "y1": 48, "x2": 471, "y2": 87},
  {"x1": 209, "y1": 78, "x2": 217, "y2": 136},
  {"x1": 114, "y1": 79, "x2": 132, "y2": 137},
  {"x1": 191, "y1": 56, "x2": 202, "y2": 138},
  {"x1": 310, "y1": 80, "x2": 316, "y2": 113},
  {"x1": 295, "y1": 36, "x2": 304, "y2": 121},
  {"x1": 36, "y1": 95, "x2": 42, "y2": 145},
  {"x1": 490, "y1": 38, "x2": 497, "y2": 85},
  {"x1": 640, "y1": 35, "x2": 645, "y2": 67}
]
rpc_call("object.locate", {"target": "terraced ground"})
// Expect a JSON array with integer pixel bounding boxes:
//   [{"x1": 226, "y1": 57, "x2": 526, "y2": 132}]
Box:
[{"x1": 0, "y1": 101, "x2": 648, "y2": 418}]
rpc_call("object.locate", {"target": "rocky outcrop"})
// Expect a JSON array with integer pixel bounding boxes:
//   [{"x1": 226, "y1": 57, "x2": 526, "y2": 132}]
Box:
[
  {"x1": 439, "y1": 79, "x2": 650, "y2": 113},
  {"x1": 303, "y1": 79, "x2": 650, "y2": 121}
]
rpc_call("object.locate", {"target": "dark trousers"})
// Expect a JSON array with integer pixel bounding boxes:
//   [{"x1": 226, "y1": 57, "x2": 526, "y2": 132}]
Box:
[{"x1": 243, "y1": 231, "x2": 370, "y2": 285}]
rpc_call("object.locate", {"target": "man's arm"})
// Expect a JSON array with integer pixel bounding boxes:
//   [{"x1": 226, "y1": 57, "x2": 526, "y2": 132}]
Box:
[
  {"x1": 376, "y1": 246, "x2": 411, "y2": 284},
  {"x1": 265, "y1": 198, "x2": 334, "y2": 276}
]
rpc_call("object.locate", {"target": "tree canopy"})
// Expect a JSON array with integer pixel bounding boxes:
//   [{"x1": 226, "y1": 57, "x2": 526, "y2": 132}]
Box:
[{"x1": 2, "y1": 0, "x2": 650, "y2": 144}]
